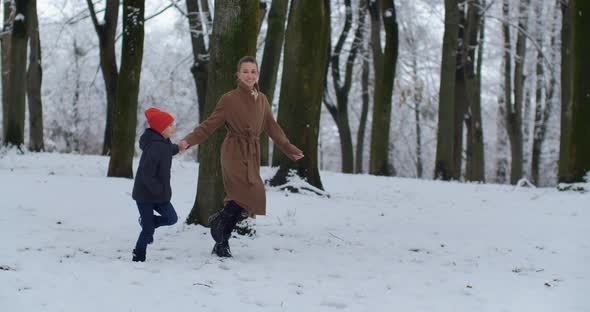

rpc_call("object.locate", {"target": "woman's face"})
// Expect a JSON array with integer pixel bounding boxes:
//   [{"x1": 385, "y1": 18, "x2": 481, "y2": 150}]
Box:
[{"x1": 237, "y1": 62, "x2": 259, "y2": 88}]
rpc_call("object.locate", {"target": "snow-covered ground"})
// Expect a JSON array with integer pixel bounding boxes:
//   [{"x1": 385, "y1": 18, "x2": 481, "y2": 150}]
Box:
[{"x1": 1, "y1": 150, "x2": 588, "y2": 312}]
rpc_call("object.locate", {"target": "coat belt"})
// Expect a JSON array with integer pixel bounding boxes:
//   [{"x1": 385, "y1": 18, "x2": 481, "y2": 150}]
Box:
[{"x1": 227, "y1": 130, "x2": 259, "y2": 184}]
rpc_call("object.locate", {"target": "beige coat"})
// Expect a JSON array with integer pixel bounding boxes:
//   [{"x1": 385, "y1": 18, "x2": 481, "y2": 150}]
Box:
[{"x1": 183, "y1": 81, "x2": 301, "y2": 215}]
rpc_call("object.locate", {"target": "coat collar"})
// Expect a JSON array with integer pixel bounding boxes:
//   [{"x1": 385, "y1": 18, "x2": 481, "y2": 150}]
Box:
[{"x1": 237, "y1": 79, "x2": 260, "y2": 97}]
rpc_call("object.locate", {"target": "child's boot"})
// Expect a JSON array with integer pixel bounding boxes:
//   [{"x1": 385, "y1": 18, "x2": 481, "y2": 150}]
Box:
[{"x1": 132, "y1": 249, "x2": 146, "y2": 262}]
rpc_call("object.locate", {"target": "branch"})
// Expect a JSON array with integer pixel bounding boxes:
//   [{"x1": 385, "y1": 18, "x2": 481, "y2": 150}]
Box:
[
  {"x1": 331, "y1": 0, "x2": 353, "y2": 93},
  {"x1": 485, "y1": 13, "x2": 556, "y2": 77}
]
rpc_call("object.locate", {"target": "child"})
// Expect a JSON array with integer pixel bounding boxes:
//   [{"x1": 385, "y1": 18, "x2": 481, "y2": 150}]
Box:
[{"x1": 131, "y1": 108, "x2": 183, "y2": 262}]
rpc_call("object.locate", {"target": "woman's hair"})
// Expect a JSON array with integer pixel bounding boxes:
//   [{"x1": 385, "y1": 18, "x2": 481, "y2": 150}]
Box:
[{"x1": 236, "y1": 56, "x2": 258, "y2": 72}]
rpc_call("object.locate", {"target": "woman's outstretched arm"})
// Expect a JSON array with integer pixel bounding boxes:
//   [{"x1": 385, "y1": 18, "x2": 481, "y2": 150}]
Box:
[
  {"x1": 263, "y1": 97, "x2": 304, "y2": 161},
  {"x1": 181, "y1": 96, "x2": 227, "y2": 148}
]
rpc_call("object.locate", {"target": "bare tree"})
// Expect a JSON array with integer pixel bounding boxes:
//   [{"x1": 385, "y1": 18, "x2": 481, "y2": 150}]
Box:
[
  {"x1": 367, "y1": 0, "x2": 398, "y2": 176},
  {"x1": 108, "y1": 0, "x2": 145, "y2": 178},
  {"x1": 269, "y1": 0, "x2": 329, "y2": 190},
  {"x1": 566, "y1": 0, "x2": 590, "y2": 182},
  {"x1": 186, "y1": 0, "x2": 211, "y2": 122},
  {"x1": 506, "y1": 0, "x2": 531, "y2": 184},
  {"x1": 86, "y1": 0, "x2": 119, "y2": 155},
  {"x1": 355, "y1": 40, "x2": 370, "y2": 174},
  {"x1": 464, "y1": 0, "x2": 485, "y2": 182},
  {"x1": 5, "y1": 0, "x2": 32, "y2": 148},
  {"x1": 27, "y1": 0, "x2": 43, "y2": 151},
  {"x1": 435, "y1": 0, "x2": 460, "y2": 180},
  {"x1": 558, "y1": 0, "x2": 572, "y2": 182},
  {"x1": 1, "y1": 0, "x2": 12, "y2": 143},
  {"x1": 324, "y1": 0, "x2": 366, "y2": 173},
  {"x1": 531, "y1": 0, "x2": 558, "y2": 185},
  {"x1": 258, "y1": 0, "x2": 288, "y2": 166}
]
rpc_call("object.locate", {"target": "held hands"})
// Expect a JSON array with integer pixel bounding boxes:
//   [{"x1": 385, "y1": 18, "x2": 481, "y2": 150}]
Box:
[{"x1": 178, "y1": 140, "x2": 190, "y2": 153}]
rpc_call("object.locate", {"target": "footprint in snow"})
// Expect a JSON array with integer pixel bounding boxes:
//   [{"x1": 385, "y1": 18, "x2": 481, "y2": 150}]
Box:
[{"x1": 320, "y1": 301, "x2": 348, "y2": 309}]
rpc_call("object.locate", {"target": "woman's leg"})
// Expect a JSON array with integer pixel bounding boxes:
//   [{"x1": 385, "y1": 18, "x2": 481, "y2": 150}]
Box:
[
  {"x1": 210, "y1": 201, "x2": 244, "y2": 257},
  {"x1": 210, "y1": 201, "x2": 244, "y2": 242}
]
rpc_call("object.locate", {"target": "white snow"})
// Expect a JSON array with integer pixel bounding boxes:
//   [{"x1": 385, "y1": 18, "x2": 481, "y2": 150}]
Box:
[
  {"x1": 0, "y1": 150, "x2": 588, "y2": 311},
  {"x1": 15, "y1": 14, "x2": 24, "y2": 21}
]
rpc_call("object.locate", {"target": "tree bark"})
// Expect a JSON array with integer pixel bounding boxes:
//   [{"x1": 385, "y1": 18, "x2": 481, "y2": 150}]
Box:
[
  {"x1": 107, "y1": 0, "x2": 145, "y2": 178},
  {"x1": 506, "y1": 0, "x2": 530, "y2": 184},
  {"x1": 269, "y1": 0, "x2": 329, "y2": 190},
  {"x1": 368, "y1": 0, "x2": 398, "y2": 176},
  {"x1": 568, "y1": 0, "x2": 590, "y2": 182},
  {"x1": 531, "y1": 0, "x2": 558, "y2": 186},
  {"x1": 464, "y1": 0, "x2": 485, "y2": 182},
  {"x1": 186, "y1": 0, "x2": 260, "y2": 226},
  {"x1": 1, "y1": 0, "x2": 12, "y2": 143},
  {"x1": 453, "y1": 0, "x2": 467, "y2": 179},
  {"x1": 434, "y1": 0, "x2": 460, "y2": 180},
  {"x1": 87, "y1": 0, "x2": 119, "y2": 156},
  {"x1": 412, "y1": 47, "x2": 424, "y2": 178},
  {"x1": 5, "y1": 0, "x2": 31, "y2": 148},
  {"x1": 496, "y1": 0, "x2": 512, "y2": 184},
  {"x1": 186, "y1": 0, "x2": 209, "y2": 123},
  {"x1": 26, "y1": 0, "x2": 42, "y2": 151},
  {"x1": 355, "y1": 41, "x2": 370, "y2": 174},
  {"x1": 558, "y1": 0, "x2": 573, "y2": 182},
  {"x1": 258, "y1": 0, "x2": 288, "y2": 166}
]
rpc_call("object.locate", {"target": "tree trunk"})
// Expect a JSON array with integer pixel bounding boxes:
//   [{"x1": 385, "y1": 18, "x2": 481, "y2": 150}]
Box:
[
  {"x1": 434, "y1": 0, "x2": 460, "y2": 180},
  {"x1": 368, "y1": 0, "x2": 398, "y2": 176},
  {"x1": 324, "y1": 0, "x2": 365, "y2": 174},
  {"x1": 531, "y1": 0, "x2": 558, "y2": 186},
  {"x1": 258, "y1": 1, "x2": 267, "y2": 34},
  {"x1": 1, "y1": 0, "x2": 12, "y2": 143},
  {"x1": 26, "y1": 0, "x2": 43, "y2": 151},
  {"x1": 186, "y1": 0, "x2": 260, "y2": 226},
  {"x1": 506, "y1": 0, "x2": 530, "y2": 184},
  {"x1": 464, "y1": 0, "x2": 485, "y2": 182},
  {"x1": 558, "y1": 0, "x2": 573, "y2": 182},
  {"x1": 496, "y1": 96, "x2": 509, "y2": 183},
  {"x1": 107, "y1": 0, "x2": 145, "y2": 178},
  {"x1": 497, "y1": 0, "x2": 512, "y2": 184},
  {"x1": 87, "y1": 0, "x2": 120, "y2": 156},
  {"x1": 269, "y1": 0, "x2": 329, "y2": 190},
  {"x1": 530, "y1": 0, "x2": 544, "y2": 186},
  {"x1": 5, "y1": 0, "x2": 31, "y2": 148},
  {"x1": 258, "y1": 0, "x2": 288, "y2": 166},
  {"x1": 412, "y1": 46, "x2": 424, "y2": 178},
  {"x1": 453, "y1": 1, "x2": 467, "y2": 179},
  {"x1": 355, "y1": 42, "x2": 370, "y2": 174},
  {"x1": 186, "y1": 0, "x2": 209, "y2": 123},
  {"x1": 568, "y1": 0, "x2": 590, "y2": 182}
]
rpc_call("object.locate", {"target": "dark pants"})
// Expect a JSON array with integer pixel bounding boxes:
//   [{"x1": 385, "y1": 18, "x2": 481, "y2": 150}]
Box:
[{"x1": 135, "y1": 201, "x2": 178, "y2": 251}]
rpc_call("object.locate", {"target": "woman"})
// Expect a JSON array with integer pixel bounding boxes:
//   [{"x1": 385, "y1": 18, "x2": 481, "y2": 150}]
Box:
[{"x1": 179, "y1": 56, "x2": 304, "y2": 257}]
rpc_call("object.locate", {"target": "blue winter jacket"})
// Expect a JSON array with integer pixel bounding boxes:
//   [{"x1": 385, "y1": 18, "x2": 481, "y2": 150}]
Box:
[{"x1": 132, "y1": 128, "x2": 179, "y2": 203}]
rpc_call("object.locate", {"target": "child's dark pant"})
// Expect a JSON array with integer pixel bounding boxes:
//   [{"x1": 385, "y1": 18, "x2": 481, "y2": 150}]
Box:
[{"x1": 135, "y1": 201, "x2": 178, "y2": 251}]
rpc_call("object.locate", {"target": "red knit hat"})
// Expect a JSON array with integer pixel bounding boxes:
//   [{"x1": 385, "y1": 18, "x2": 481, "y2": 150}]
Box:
[{"x1": 144, "y1": 108, "x2": 174, "y2": 134}]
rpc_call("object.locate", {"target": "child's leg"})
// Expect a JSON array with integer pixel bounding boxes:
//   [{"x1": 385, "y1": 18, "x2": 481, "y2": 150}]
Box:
[
  {"x1": 153, "y1": 202, "x2": 178, "y2": 228},
  {"x1": 135, "y1": 202, "x2": 156, "y2": 251}
]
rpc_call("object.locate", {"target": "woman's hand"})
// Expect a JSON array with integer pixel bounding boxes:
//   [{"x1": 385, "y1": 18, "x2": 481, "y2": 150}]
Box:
[
  {"x1": 286, "y1": 144, "x2": 304, "y2": 161},
  {"x1": 290, "y1": 152, "x2": 304, "y2": 161}
]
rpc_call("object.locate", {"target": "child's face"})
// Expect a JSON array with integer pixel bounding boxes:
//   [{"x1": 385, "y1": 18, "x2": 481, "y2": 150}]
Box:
[{"x1": 161, "y1": 124, "x2": 176, "y2": 139}]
